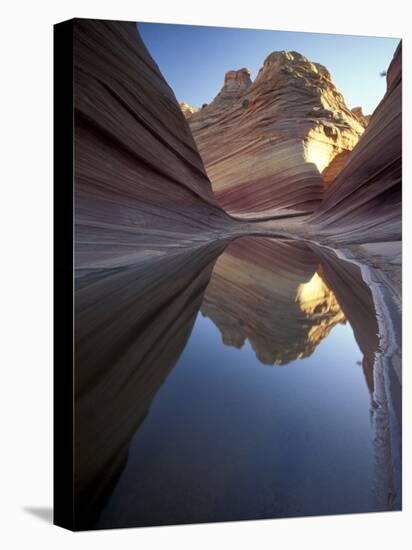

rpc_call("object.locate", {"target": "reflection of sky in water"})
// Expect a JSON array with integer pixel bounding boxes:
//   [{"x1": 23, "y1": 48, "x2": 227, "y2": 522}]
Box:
[{"x1": 98, "y1": 313, "x2": 375, "y2": 528}]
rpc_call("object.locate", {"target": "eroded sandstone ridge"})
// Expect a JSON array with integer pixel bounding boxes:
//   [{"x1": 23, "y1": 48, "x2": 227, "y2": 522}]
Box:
[
  {"x1": 187, "y1": 51, "x2": 364, "y2": 219},
  {"x1": 74, "y1": 20, "x2": 234, "y2": 276},
  {"x1": 311, "y1": 43, "x2": 402, "y2": 243}
]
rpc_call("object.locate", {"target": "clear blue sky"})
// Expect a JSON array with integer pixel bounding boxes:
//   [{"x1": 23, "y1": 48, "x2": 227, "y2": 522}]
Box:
[{"x1": 138, "y1": 22, "x2": 399, "y2": 115}]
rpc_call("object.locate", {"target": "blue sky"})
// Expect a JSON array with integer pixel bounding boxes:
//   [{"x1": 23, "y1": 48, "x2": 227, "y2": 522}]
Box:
[{"x1": 138, "y1": 22, "x2": 399, "y2": 115}]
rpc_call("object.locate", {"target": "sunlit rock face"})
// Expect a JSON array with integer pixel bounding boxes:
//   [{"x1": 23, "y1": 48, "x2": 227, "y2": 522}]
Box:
[
  {"x1": 179, "y1": 101, "x2": 199, "y2": 118},
  {"x1": 321, "y1": 150, "x2": 351, "y2": 188},
  {"x1": 311, "y1": 43, "x2": 401, "y2": 243},
  {"x1": 75, "y1": 240, "x2": 226, "y2": 529},
  {"x1": 188, "y1": 51, "x2": 364, "y2": 219},
  {"x1": 201, "y1": 238, "x2": 345, "y2": 365},
  {"x1": 351, "y1": 106, "x2": 371, "y2": 128},
  {"x1": 74, "y1": 20, "x2": 234, "y2": 276}
]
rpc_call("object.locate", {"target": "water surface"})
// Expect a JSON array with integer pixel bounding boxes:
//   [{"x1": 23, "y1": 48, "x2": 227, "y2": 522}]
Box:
[{"x1": 74, "y1": 237, "x2": 401, "y2": 529}]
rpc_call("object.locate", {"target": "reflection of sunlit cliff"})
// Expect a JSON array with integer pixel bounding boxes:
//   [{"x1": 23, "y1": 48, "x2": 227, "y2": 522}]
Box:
[
  {"x1": 201, "y1": 237, "x2": 345, "y2": 365},
  {"x1": 296, "y1": 271, "x2": 346, "y2": 355}
]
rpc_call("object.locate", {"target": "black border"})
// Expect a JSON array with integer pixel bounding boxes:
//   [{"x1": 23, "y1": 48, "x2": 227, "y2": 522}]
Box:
[{"x1": 53, "y1": 18, "x2": 75, "y2": 531}]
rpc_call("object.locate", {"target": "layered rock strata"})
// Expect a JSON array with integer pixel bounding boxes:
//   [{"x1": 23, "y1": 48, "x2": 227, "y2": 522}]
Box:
[
  {"x1": 74, "y1": 19, "x2": 235, "y2": 277},
  {"x1": 311, "y1": 43, "x2": 402, "y2": 243},
  {"x1": 188, "y1": 52, "x2": 364, "y2": 219}
]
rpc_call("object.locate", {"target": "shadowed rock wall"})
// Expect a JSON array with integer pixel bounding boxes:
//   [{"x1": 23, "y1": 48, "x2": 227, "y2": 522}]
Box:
[
  {"x1": 74, "y1": 19, "x2": 234, "y2": 277},
  {"x1": 311, "y1": 43, "x2": 401, "y2": 243}
]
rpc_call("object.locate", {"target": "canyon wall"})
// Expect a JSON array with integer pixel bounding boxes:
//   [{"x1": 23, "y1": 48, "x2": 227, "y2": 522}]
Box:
[
  {"x1": 188, "y1": 51, "x2": 364, "y2": 219},
  {"x1": 311, "y1": 43, "x2": 402, "y2": 243},
  {"x1": 74, "y1": 19, "x2": 234, "y2": 277}
]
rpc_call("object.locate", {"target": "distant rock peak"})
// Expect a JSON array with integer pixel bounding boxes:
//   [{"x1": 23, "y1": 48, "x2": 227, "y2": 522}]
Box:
[
  {"x1": 223, "y1": 68, "x2": 252, "y2": 90},
  {"x1": 179, "y1": 101, "x2": 199, "y2": 119},
  {"x1": 350, "y1": 106, "x2": 371, "y2": 128},
  {"x1": 208, "y1": 67, "x2": 252, "y2": 109},
  {"x1": 257, "y1": 50, "x2": 331, "y2": 80}
]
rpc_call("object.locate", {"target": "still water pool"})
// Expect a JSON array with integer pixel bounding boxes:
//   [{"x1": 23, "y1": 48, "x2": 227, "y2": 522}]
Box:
[{"x1": 75, "y1": 238, "x2": 400, "y2": 529}]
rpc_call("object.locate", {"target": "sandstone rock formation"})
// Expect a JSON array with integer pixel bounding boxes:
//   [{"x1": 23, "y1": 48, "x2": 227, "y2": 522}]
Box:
[
  {"x1": 320, "y1": 150, "x2": 351, "y2": 188},
  {"x1": 201, "y1": 237, "x2": 345, "y2": 365},
  {"x1": 74, "y1": 19, "x2": 235, "y2": 277},
  {"x1": 179, "y1": 101, "x2": 199, "y2": 118},
  {"x1": 311, "y1": 43, "x2": 402, "y2": 243},
  {"x1": 207, "y1": 67, "x2": 252, "y2": 109},
  {"x1": 188, "y1": 51, "x2": 364, "y2": 219},
  {"x1": 69, "y1": 19, "x2": 402, "y2": 529}
]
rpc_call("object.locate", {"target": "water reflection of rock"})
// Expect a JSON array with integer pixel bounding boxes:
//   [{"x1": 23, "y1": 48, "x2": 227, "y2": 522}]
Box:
[
  {"x1": 74, "y1": 236, "x2": 401, "y2": 529},
  {"x1": 201, "y1": 237, "x2": 346, "y2": 365},
  {"x1": 74, "y1": 240, "x2": 226, "y2": 529},
  {"x1": 313, "y1": 248, "x2": 380, "y2": 393},
  {"x1": 314, "y1": 245, "x2": 401, "y2": 510},
  {"x1": 201, "y1": 236, "x2": 400, "y2": 510}
]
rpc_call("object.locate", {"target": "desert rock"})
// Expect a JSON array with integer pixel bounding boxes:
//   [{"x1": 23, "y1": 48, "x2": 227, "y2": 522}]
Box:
[
  {"x1": 188, "y1": 51, "x2": 364, "y2": 219},
  {"x1": 74, "y1": 20, "x2": 235, "y2": 276},
  {"x1": 179, "y1": 101, "x2": 199, "y2": 118},
  {"x1": 311, "y1": 43, "x2": 402, "y2": 243},
  {"x1": 351, "y1": 106, "x2": 371, "y2": 128}
]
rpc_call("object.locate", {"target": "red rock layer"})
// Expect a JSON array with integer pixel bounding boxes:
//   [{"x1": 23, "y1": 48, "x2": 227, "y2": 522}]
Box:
[
  {"x1": 74, "y1": 19, "x2": 234, "y2": 276},
  {"x1": 311, "y1": 43, "x2": 402, "y2": 243},
  {"x1": 188, "y1": 52, "x2": 364, "y2": 219}
]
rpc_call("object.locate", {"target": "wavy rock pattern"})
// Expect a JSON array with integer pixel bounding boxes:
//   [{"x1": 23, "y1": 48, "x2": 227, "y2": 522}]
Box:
[
  {"x1": 74, "y1": 20, "x2": 234, "y2": 277},
  {"x1": 70, "y1": 19, "x2": 402, "y2": 530},
  {"x1": 311, "y1": 43, "x2": 402, "y2": 243},
  {"x1": 188, "y1": 52, "x2": 364, "y2": 219}
]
